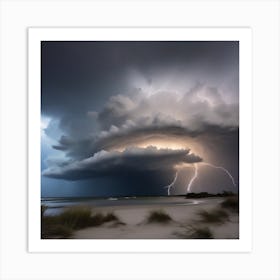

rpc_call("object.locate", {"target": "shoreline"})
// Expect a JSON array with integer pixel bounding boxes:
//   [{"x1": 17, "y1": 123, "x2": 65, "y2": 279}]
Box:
[{"x1": 42, "y1": 196, "x2": 225, "y2": 215}]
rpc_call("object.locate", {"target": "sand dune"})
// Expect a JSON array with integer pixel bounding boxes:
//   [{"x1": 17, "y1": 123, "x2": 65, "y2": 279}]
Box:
[{"x1": 73, "y1": 198, "x2": 239, "y2": 239}]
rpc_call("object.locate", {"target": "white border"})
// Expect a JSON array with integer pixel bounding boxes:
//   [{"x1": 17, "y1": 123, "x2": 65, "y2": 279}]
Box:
[{"x1": 28, "y1": 27, "x2": 252, "y2": 253}]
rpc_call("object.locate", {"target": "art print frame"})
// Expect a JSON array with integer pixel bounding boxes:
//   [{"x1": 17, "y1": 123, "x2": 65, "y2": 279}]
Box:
[{"x1": 28, "y1": 27, "x2": 252, "y2": 253}]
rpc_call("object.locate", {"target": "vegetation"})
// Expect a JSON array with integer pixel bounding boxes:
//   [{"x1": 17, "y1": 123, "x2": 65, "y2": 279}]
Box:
[
  {"x1": 58, "y1": 207, "x2": 93, "y2": 229},
  {"x1": 197, "y1": 208, "x2": 229, "y2": 224},
  {"x1": 177, "y1": 225, "x2": 214, "y2": 239},
  {"x1": 186, "y1": 191, "x2": 235, "y2": 199},
  {"x1": 89, "y1": 212, "x2": 121, "y2": 226},
  {"x1": 41, "y1": 206, "x2": 122, "y2": 239},
  {"x1": 146, "y1": 209, "x2": 172, "y2": 224},
  {"x1": 221, "y1": 196, "x2": 239, "y2": 213},
  {"x1": 102, "y1": 212, "x2": 120, "y2": 223},
  {"x1": 41, "y1": 204, "x2": 48, "y2": 217},
  {"x1": 41, "y1": 222, "x2": 73, "y2": 238}
]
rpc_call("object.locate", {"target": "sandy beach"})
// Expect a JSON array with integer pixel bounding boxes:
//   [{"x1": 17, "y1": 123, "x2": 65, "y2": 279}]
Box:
[{"x1": 71, "y1": 197, "x2": 239, "y2": 239}]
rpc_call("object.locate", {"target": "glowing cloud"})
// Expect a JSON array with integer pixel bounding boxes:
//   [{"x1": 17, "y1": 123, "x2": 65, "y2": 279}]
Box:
[{"x1": 43, "y1": 146, "x2": 203, "y2": 181}]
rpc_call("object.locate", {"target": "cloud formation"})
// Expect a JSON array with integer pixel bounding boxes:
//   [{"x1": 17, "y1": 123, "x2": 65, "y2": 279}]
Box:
[
  {"x1": 43, "y1": 146, "x2": 202, "y2": 180},
  {"x1": 41, "y1": 41, "x2": 239, "y2": 195},
  {"x1": 52, "y1": 84, "x2": 238, "y2": 160},
  {"x1": 96, "y1": 85, "x2": 238, "y2": 132}
]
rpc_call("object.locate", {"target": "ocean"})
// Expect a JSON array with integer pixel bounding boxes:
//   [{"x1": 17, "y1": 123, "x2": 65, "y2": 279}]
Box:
[{"x1": 41, "y1": 196, "x2": 198, "y2": 215}]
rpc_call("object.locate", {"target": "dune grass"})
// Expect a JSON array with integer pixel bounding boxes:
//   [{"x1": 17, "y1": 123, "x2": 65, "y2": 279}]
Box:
[
  {"x1": 177, "y1": 225, "x2": 214, "y2": 239},
  {"x1": 41, "y1": 223, "x2": 73, "y2": 238},
  {"x1": 41, "y1": 204, "x2": 48, "y2": 217},
  {"x1": 59, "y1": 206, "x2": 93, "y2": 229},
  {"x1": 146, "y1": 209, "x2": 172, "y2": 224},
  {"x1": 41, "y1": 206, "x2": 121, "y2": 238},
  {"x1": 186, "y1": 225, "x2": 214, "y2": 239},
  {"x1": 90, "y1": 212, "x2": 120, "y2": 226},
  {"x1": 102, "y1": 212, "x2": 121, "y2": 223},
  {"x1": 197, "y1": 208, "x2": 229, "y2": 224},
  {"x1": 221, "y1": 196, "x2": 239, "y2": 213}
]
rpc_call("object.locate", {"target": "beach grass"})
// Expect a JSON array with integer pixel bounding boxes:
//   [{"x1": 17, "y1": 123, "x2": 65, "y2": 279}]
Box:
[
  {"x1": 41, "y1": 204, "x2": 48, "y2": 217},
  {"x1": 146, "y1": 209, "x2": 172, "y2": 224},
  {"x1": 41, "y1": 206, "x2": 122, "y2": 238},
  {"x1": 59, "y1": 206, "x2": 93, "y2": 229},
  {"x1": 42, "y1": 223, "x2": 73, "y2": 238},
  {"x1": 175, "y1": 225, "x2": 214, "y2": 239},
  {"x1": 90, "y1": 212, "x2": 120, "y2": 226},
  {"x1": 221, "y1": 196, "x2": 239, "y2": 213},
  {"x1": 197, "y1": 208, "x2": 229, "y2": 224},
  {"x1": 102, "y1": 212, "x2": 120, "y2": 222},
  {"x1": 182, "y1": 225, "x2": 214, "y2": 239}
]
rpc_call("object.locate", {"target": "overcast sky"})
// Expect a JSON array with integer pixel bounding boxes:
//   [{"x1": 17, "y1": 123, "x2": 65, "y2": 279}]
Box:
[{"x1": 41, "y1": 41, "x2": 239, "y2": 197}]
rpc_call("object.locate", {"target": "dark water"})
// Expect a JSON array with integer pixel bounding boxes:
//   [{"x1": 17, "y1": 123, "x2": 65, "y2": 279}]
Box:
[{"x1": 41, "y1": 196, "x2": 199, "y2": 215}]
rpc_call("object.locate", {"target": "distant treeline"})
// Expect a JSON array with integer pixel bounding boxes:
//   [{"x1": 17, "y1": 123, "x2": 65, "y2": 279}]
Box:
[{"x1": 185, "y1": 191, "x2": 237, "y2": 199}]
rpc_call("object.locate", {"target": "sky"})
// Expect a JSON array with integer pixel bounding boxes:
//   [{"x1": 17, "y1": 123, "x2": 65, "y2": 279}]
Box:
[{"x1": 41, "y1": 41, "x2": 239, "y2": 197}]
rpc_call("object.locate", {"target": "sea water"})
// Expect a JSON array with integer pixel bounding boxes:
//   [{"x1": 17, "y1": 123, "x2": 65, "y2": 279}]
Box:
[{"x1": 41, "y1": 196, "x2": 197, "y2": 216}]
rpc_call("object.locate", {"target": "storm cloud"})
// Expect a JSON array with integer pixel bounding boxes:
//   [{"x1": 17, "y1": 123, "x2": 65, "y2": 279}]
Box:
[
  {"x1": 43, "y1": 146, "x2": 202, "y2": 180},
  {"x1": 41, "y1": 41, "x2": 239, "y2": 196},
  {"x1": 52, "y1": 84, "x2": 238, "y2": 160}
]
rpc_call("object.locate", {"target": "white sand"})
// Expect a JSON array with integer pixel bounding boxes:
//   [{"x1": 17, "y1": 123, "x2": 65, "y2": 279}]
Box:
[{"x1": 73, "y1": 198, "x2": 239, "y2": 239}]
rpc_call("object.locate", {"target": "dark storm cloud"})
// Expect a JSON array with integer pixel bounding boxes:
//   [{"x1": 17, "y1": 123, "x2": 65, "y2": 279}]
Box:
[
  {"x1": 41, "y1": 40, "x2": 239, "y2": 195},
  {"x1": 43, "y1": 147, "x2": 202, "y2": 180},
  {"x1": 41, "y1": 41, "x2": 239, "y2": 119},
  {"x1": 52, "y1": 123, "x2": 237, "y2": 160}
]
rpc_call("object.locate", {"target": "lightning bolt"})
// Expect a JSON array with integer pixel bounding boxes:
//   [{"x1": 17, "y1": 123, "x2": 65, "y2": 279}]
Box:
[
  {"x1": 185, "y1": 162, "x2": 236, "y2": 194},
  {"x1": 163, "y1": 170, "x2": 179, "y2": 196},
  {"x1": 202, "y1": 162, "x2": 236, "y2": 187},
  {"x1": 186, "y1": 163, "x2": 198, "y2": 193}
]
